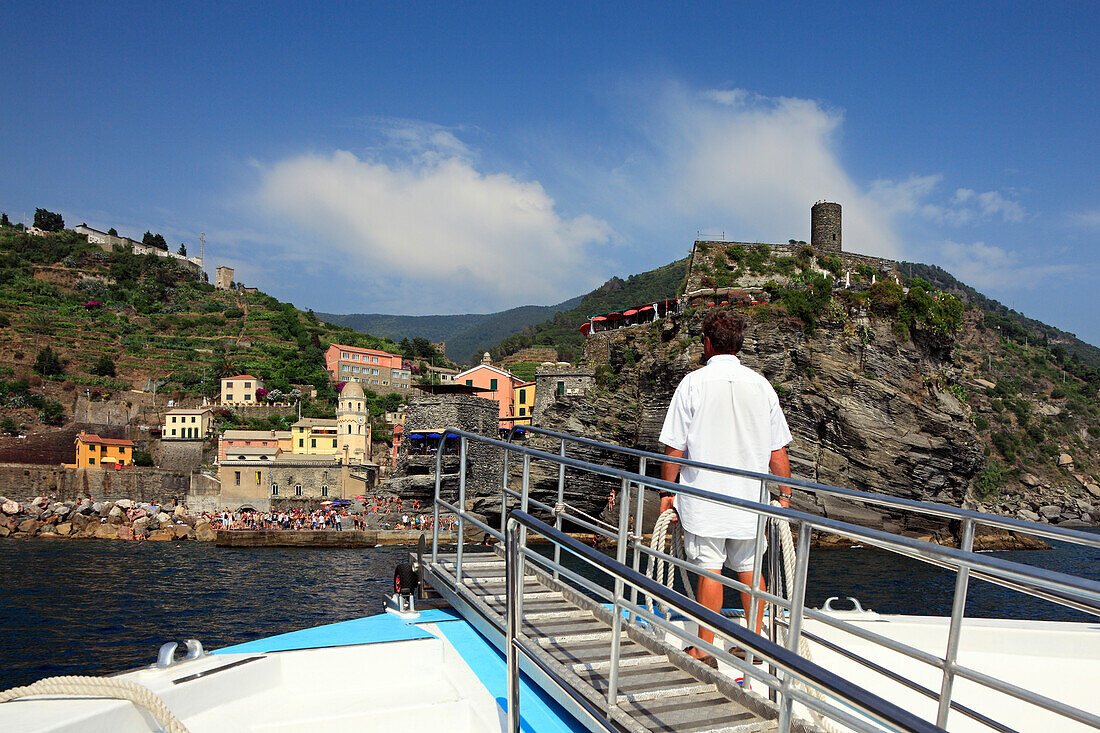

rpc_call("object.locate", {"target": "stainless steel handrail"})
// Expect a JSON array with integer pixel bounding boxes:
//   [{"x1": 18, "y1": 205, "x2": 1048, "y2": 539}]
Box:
[
  {"x1": 511, "y1": 424, "x2": 1100, "y2": 550},
  {"x1": 506, "y1": 510, "x2": 945, "y2": 733},
  {"x1": 429, "y1": 426, "x2": 1100, "y2": 732}
]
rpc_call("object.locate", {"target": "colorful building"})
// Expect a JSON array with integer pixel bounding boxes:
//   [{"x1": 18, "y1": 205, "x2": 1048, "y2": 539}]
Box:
[
  {"x1": 290, "y1": 418, "x2": 340, "y2": 455},
  {"x1": 161, "y1": 407, "x2": 213, "y2": 440},
  {"x1": 218, "y1": 430, "x2": 285, "y2": 462},
  {"x1": 324, "y1": 344, "x2": 412, "y2": 394},
  {"x1": 335, "y1": 381, "x2": 371, "y2": 464},
  {"x1": 512, "y1": 381, "x2": 535, "y2": 425},
  {"x1": 220, "y1": 375, "x2": 265, "y2": 405},
  {"x1": 454, "y1": 363, "x2": 527, "y2": 423},
  {"x1": 74, "y1": 432, "x2": 135, "y2": 467}
]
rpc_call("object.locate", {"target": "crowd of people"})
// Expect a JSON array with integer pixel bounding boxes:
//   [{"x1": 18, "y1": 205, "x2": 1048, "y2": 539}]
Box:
[{"x1": 211, "y1": 495, "x2": 458, "y2": 533}]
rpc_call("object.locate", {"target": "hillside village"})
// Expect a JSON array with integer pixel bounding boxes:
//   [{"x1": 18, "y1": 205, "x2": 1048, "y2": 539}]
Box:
[{"x1": 2, "y1": 203, "x2": 1099, "y2": 542}]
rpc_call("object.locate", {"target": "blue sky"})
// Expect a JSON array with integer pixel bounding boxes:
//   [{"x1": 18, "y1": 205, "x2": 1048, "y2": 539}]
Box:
[{"x1": 2, "y1": 2, "x2": 1098, "y2": 345}]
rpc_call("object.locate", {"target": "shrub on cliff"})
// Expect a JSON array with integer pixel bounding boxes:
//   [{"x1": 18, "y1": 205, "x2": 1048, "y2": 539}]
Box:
[
  {"x1": 133, "y1": 450, "x2": 154, "y2": 466},
  {"x1": 33, "y1": 347, "x2": 63, "y2": 377},
  {"x1": 91, "y1": 354, "x2": 116, "y2": 377}
]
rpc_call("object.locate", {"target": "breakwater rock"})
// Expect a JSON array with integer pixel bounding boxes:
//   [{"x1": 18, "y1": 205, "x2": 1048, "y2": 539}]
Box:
[{"x1": 0, "y1": 495, "x2": 216, "y2": 542}]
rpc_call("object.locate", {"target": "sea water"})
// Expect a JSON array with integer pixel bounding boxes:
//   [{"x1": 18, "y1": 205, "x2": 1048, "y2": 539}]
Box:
[{"x1": 1, "y1": 533, "x2": 1097, "y2": 690}]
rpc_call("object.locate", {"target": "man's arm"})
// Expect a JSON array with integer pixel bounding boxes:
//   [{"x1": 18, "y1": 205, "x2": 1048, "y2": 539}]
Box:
[
  {"x1": 659, "y1": 446, "x2": 684, "y2": 516},
  {"x1": 770, "y1": 447, "x2": 792, "y2": 507}
]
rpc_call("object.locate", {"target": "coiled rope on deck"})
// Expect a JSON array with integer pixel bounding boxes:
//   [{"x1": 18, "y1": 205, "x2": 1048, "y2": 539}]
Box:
[{"x1": 0, "y1": 675, "x2": 189, "y2": 733}]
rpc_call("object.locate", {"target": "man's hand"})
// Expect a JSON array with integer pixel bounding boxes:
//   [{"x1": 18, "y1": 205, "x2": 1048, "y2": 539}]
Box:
[
  {"x1": 659, "y1": 494, "x2": 677, "y2": 519},
  {"x1": 770, "y1": 447, "x2": 792, "y2": 508}
]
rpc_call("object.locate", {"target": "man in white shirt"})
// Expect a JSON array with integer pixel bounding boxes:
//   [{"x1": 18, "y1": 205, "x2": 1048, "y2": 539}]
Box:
[{"x1": 659, "y1": 309, "x2": 792, "y2": 667}]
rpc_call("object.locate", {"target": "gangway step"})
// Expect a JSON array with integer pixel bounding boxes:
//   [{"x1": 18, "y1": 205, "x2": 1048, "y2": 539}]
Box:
[{"x1": 424, "y1": 550, "x2": 778, "y2": 733}]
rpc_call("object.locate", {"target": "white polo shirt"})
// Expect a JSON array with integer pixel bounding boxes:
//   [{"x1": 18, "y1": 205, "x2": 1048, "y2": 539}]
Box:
[{"x1": 659, "y1": 354, "x2": 791, "y2": 539}]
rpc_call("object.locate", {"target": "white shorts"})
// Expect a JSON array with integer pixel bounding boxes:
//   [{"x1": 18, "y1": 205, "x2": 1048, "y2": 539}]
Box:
[{"x1": 683, "y1": 531, "x2": 765, "y2": 573}]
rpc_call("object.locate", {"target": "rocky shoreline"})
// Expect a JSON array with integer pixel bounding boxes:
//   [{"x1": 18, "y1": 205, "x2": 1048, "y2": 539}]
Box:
[{"x1": 1, "y1": 495, "x2": 216, "y2": 542}]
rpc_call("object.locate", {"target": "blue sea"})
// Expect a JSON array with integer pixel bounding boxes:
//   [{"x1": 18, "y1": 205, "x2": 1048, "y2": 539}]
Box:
[{"x1": 1, "y1": 533, "x2": 1097, "y2": 690}]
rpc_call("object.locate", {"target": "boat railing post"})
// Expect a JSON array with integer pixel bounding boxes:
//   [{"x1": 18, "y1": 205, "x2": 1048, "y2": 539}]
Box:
[
  {"x1": 432, "y1": 435, "x2": 443, "y2": 563},
  {"x1": 515, "y1": 454, "x2": 531, "y2": 626},
  {"x1": 553, "y1": 439, "x2": 566, "y2": 580},
  {"x1": 456, "y1": 435, "x2": 467, "y2": 584},
  {"x1": 607, "y1": 476, "x2": 630, "y2": 708},
  {"x1": 777, "y1": 521, "x2": 813, "y2": 732},
  {"x1": 629, "y1": 456, "x2": 647, "y2": 624},
  {"x1": 745, "y1": 478, "x2": 769, "y2": 690},
  {"x1": 500, "y1": 443, "x2": 511, "y2": 538},
  {"x1": 506, "y1": 517, "x2": 522, "y2": 733},
  {"x1": 767, "y1": 520, "x2": 780, "y2": 702},
  {"x1": 936, "y1": 517, "x2": 975, "y2": 728}
]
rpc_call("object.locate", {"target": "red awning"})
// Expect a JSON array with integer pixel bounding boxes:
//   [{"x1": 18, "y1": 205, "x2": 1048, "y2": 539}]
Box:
[
  {"x1": 623, "y1": 309, "x2": 638, "y2": 316},
  {"x1": 606, "y1": 311, "x2": 624, "y2": 319},
  {"x1": 579, "y1": 322, "x2": 591, "y2": 334},
  {"x1": 592, "y1": 316, "x2": 607, "y2": 322},
  {"x1": 637, "y1": 305, "x2": 654, "y2": 312}
]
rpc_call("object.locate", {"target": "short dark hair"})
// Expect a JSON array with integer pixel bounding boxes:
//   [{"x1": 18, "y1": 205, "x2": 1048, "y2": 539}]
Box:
[{"x1": 702, "y1": 309, "x2": 745, "y2": 354}]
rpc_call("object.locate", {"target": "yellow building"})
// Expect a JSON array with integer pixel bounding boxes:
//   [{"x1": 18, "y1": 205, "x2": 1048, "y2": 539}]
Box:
[
  {"x1": 290, "y1": 418, "x2": 339, "y2": 455},
  {"x1": 336, "y1": 381, "x2": 371, "y2": 464},
  {"x1": 161, "y1": 407, "x2": 213, "y2": 440},
  {"x1": 220, "y1": 374, "x2": 265, "y2": 405},
  {"x1": 513, "y1": 381, "x2": 535, "y2": 425},
  {"x1": 75, "y1": 432, "x2": 135, "y2": 467}
]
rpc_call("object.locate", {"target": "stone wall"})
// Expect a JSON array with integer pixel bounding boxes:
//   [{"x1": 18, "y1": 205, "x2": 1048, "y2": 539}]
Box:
[
  {"x1": 156, "y1": 440, "x2": 205, "y2": 472},
  {"x1": 500, "y1": 347, "x2": 558, "y2": 369},
  {"x1": 534, "y1": 365, "x2": 595, "y2": 423},
  {"x1": 811, "y1": 202, "x2": 842, "y2": 252},
  {"x1": 0, "y1": 463, "x2": 188, "y2": 504},
  {"x1": 386, "y1": 394, "x2": 501, "y2": 507}
]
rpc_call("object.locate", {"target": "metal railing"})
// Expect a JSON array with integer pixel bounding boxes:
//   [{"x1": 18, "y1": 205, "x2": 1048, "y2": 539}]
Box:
[{"x1": 428, "y1": 426, "x2": 1100, "y2": 732}]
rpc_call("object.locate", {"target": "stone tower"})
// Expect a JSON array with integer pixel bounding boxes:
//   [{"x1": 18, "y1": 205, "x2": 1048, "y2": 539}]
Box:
[
  {"x1": 215, "y1": 266, "x2": 234, "y2": 291},
  {"x1": 811, "y1": 202, "x2": 842, "y2": 253},
  {"x1": 336, "y1": 381, "x2": 371, "y2": 464}
]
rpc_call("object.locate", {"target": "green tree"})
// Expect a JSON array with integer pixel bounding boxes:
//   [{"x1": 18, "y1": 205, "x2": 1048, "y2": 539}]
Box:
[
  {"x1": 133, "y1": 449, "x2": 154, "y2": 466},
  {"x1": 0, "y1": 212, "x2": 10, "y2": 228},
  {"x1": 0, "y1": 417, "x2": 20, "y2": 436},
  {"x1": 142, "y1": 231, "x2": 168, "y2": 250},
  {"x1": 41, "y1": 399, "x2": 65, "y2": 426},
  {"x1": 177, "y1": 243, "x2": 187, "y2": 256},
  {"x1": 34, "y1": 208, "x2": 64, "y2": 232},
  {"x1": 91, "y1": 354, "x2": 117, "y2": 377},
  {"x1": 107, "y1": 227, "x2": 118, "y2": 236},
  {"x1": 33, "y1": 347, "x2": 64, "y2": 377}
]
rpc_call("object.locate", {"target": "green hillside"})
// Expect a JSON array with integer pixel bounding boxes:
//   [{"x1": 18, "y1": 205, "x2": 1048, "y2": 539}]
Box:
[
  {"x1": 902, "y1": 262, "x2": 1100, "y2": 370},
  {"x1": 0, "y1": 225, "x2": 410, "y2": 433}
]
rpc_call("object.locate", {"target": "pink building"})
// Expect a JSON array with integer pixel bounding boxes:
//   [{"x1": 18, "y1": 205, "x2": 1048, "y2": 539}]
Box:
[
  {"x1": 324, "y1": 344, "x2": 413, "y2": 393},
  {"x1": 454, "y1": 364, "x2": 526, "y2": 422},
  {"x1": 218, "y1": 430, "x2": 288, "y2": 462}
]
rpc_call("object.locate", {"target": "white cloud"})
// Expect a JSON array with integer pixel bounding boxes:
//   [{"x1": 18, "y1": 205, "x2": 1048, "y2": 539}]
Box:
[
  {"x1": 255, "y1": 142, "x2": 612, "y2": 309},
  {"x1": 1066, "y1": 209, "x2": 1100, "y2": 229},
  {"x1": 936, "y1": 240, "x2": 1075, "y2": 290},
  {"x1": 650, "y1": 85, "x2": 905, "y2": 258}
]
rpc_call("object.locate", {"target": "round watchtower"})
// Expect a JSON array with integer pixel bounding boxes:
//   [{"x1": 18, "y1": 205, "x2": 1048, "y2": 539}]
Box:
[{"x1": 811, "y1": 202, "x2": 842, "y2": 253}]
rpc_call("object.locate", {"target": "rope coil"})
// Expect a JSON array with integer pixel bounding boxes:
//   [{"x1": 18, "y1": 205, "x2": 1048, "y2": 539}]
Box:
[{"x1": 0, "y1": 675, "x2": 189, "y2": 733}]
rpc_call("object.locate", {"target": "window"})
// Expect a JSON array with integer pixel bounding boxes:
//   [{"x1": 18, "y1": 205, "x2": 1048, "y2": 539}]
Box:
[
  {"x1": 191, "y1": 416, "x2": 196, "y2": 423},
  {"x1": 311, "y1": 438, "x2": 316, "y2": 448},
  {"x1": 235, "y1": 471, "x2": 241, "y2": 486},
  {"x1": 465, "y1": 379, "x2": 473, "y2": 386},
  {"x1": 226, "y1": 394, "x2": 233, "y2": 401},
  {"x1": 89, "y1": 457, "x2": 95, "y2": 465},
  {"x1": 295, "y1": 484, "x2": 302, "y2": 496},
  {"x1": 255, "y1": 471, "x2": 262, "y2": 484},
  {"x1": 490, "y1": 378, "x2": 498, "y2": 391},
  {"x1": 321, "y1": 485, "x2": 328, "y2": 497},
  {"x1": 332, "y1": 439, "x2": 337, "y2": 448},
  {"x1": 244, "y1": 382, "x2": 251, "y2": 389},
  {"x1": 519, "y1": 407, "x2": 526, "y2": 416},
  {"x1": 556, "y1": 381, "x2": 565, "y2": 397},
  {"x1": 272, "y1": 484, "x2": 279, "y2": 496},
  {"x1": 171, "y1": 416, "x2": 176, "y2": 423},
  {"x1": 225, "y1": 381, "x2": 233, "y2": 389},
  {"x1": 519, "y1": 390, "x2": 527, "y2": 404},
  {"x1": 298, "y1": 438, "x2": 304, "y2": 447},
  {"x1": 170, "y1": 429, "x2": 176, "y2": 436},
  {"x1": 244, "y1": 394, "x2": 251, "y2": 401}
]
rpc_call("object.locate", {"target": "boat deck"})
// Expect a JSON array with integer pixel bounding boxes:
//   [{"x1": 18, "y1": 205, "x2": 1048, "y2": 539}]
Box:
[{"x1": 426, "y1": 550, "x2": 785, "y2": 733}]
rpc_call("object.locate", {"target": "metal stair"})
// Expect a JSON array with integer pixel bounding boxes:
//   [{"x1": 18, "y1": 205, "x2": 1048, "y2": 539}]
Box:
[{"x1": 428, "y1": 551, "x2": 781, "y2": 733}]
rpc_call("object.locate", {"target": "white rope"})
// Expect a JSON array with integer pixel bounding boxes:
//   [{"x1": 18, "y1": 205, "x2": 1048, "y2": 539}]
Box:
[{"x1": 0, "y1": 675, "x2": 189, "y2": 733}]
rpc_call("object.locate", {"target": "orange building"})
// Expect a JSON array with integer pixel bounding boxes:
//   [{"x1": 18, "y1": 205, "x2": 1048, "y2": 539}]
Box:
[
  {"x1": 74, "y1": 432, "x2": 135, "y2": 467},
  {"x1": 454, "y1": 364, "x2": 526, "y2": 423}
]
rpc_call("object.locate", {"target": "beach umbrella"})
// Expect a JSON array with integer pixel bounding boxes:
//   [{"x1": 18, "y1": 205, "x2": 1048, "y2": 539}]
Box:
[
  {"x1": 427, "y1": 432, "x2": 442, "y2": 439},
  {"x1": 407, "y1": 433, "x2": 424, "y2": 439}
]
